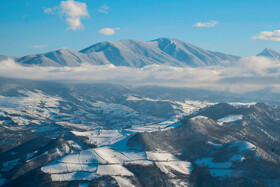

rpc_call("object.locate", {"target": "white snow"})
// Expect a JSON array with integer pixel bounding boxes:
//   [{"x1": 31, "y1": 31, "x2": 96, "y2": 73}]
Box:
[
  {"x1": 125, "y1": 160, "x2": 153, "y2": 166},
  {"x1": 155, "y1": 161, "x2": 192, "y2": 177},
  {"x1": 56, "y1": 122, "x2": 95, "y2": 131},
  {"x1": 229, "y1": 102, "x2": 256, "y2": 108},
  {"x1": 112, "y1": 176, "x2": 136, "y2": 187},
  {"x1": 195, "y1": 158, "x2": 234, "y2": 177},
  {"x1": 127, "y1": 96, "x2": 216, "y2": 116},
  {"x1": 50, "y1": 171, "x2": 99, "y2": 181},
  {"x1": 42, "y1": 145, "x2": 193, "y2": 182},
  {"x1": 126, "y1": 118, "x2": 181, "y2": 133},
  {"x1": 67, "y1": 140, "x2": 82, "y2": 151},
  {"x1": 207, "y1": 141, "x2": 223, "y2": 148},
  {"x1": 94, "y1": 147, "x2": 130, "y2": 164},
  {"x1": 229, "y1": 155, "x2": 245, "y2": 162},
  {"x1": 217, "y1": 115, "x2": 243, "y2": 125},
  {"x1": 72, "y1": 130, "x2": 126, "y2": 147},
  {"x1": 0, "y1": 90, "x2": 63, "y2": 129},
  {"x1": 146, "y1": 152, "x2": 177, "y2": 161},
  {"x1": 96, "y1": 165, "x2": 134, "y2": 176},
  {"x1": 168, "y1": 179, "x2": 190, "y2": 187},
  {"x1": 42, "y1": 162, "x2": 98, "y2": 173},
  {"x1": 191, "y1": 115, "x2": 208, "y2": 120},
  {"x1": 58, "y1": 149, "x2": 106, "y2": 164},
  {"x1": 230, "y1": 141, "x2": 255, "y2": 152},
  {"x1": 90, "y1": 101, "x2": 140, "y2": 117}
]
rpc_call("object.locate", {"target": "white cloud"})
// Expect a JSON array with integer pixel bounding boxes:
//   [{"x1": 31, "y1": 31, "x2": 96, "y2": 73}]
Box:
[
  {"x1": 44, "y1": 8, "x2": 55, "y2": 14},
  {"x1": 253, "y1": 30, "x2": 280, "y2": 41},
  {"x1": 193, "y1": 20, "x2": 219, "y2": 28},
  {"x1": 44, "y1": 0, "x2": 89, "y2": 31},
  {"x1": 99, "y1": 28, "x2": 120, "y2": 35},
  {"x1": 1, "y1": 56, "x2": 280, "y2": 93},
  {"x1": 61, "y1": 0, "x2": 89, "y2": 30},
  {"x1": 31, "y1": 44, "x2": 48, "y2": 49},
  {"x1": 98, "y1": 5, "x2": 109, "y2": 14}
]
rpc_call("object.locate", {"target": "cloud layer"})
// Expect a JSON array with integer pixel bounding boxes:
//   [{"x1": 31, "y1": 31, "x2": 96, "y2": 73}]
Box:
[
  {"x1": 253, "y1": 30, "x2": 280, "y2": 41},
  {"x1": 0, "y1": 57, "x2": 280, "y2": 93},
  {"x1": 44, "y1": 0, "x2": 89, "y2": 31},
  {"x1": 99, "y1": 28, "x2": 120, "y2": 35},
  {"x1": 193, "y1": 20, "x2": 219, "y2": 28}
]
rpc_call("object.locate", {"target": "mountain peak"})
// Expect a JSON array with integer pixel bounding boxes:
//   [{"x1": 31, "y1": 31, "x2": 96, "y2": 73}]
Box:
[{"x1": 257, "y1": 48, "x2": 280, "y2": 59}]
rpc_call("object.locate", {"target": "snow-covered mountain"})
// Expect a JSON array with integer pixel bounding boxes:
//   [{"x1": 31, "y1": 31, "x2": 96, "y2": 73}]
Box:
[
  {"x1": 80, "y1": 38, "x2": 240, "y2": 67},
  {"x1": 9, "y1": 38, "x2": 240, "y2": 68},
  {"x1": 17, "y1": 49, "x2": 95, "y2": 67},
  {"x1": 257, "y1": 48, "x2": 280, "y2": 60}
]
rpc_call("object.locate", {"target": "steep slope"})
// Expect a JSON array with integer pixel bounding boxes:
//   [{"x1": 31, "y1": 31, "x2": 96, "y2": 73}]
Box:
[
  {"x1": 257, "y1": 48, "x2": 280, "y2": 60},
  {"x1": 17, "y1": 49, "x2": 95, "y2": 67},
  {"x1": 151, "y1": 38, "x2": 240, "y2": 67}
]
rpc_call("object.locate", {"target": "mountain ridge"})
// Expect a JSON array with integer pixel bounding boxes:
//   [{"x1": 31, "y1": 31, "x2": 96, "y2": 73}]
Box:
[{"x1": 3, "y1": 38, "x2": 241, "y2": 68}]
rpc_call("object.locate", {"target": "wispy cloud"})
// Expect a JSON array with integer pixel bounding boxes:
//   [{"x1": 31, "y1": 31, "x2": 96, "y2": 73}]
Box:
[
  {"x1": 31, "y1": 44, "x2": 48, "y2": 49},
  {"x1": 1, "y1": 57, "x2": 280, "y2": 93},
  {"x1": 193, "y1": 20, "x2": 219, "y2": 28},
  {"x1": 44, "y1": 8, "x2": 55, "y2": 14},
  {"x1": 253, "y1": 30, "x2": 280, "y2": 41},
  {"x1": 99, "y1": 28, "x2": 120, "y2": 35},
  {"x1": 98, "y1": 5, "x2": 109, "y2": 14},
  {"x1": 44, "y1": 0, "x2": 89, "y2": 31}
]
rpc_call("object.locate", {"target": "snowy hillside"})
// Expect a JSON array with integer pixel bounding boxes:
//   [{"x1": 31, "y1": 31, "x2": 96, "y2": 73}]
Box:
[
  {"x1": 0, "y1": 79, "x2": 280, "y2": 186},
  {"x1": 17, "y1": 49, "x2": 95, "y2": 67}
]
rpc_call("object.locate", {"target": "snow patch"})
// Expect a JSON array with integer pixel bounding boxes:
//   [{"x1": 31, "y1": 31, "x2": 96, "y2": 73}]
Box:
[
  {"x1": 217, "y1": 115, "x2": 243, "y2": 125},
  {"x1": 229, "y1": 102, "x2": 256, "y2": 108},
  {"x1": 96, "y1": 165, "x2": 134, "y2": 176},
  {"x1": 155, "y1": 161, "x2": 192, "y2": 177},
  {"x1": 72, "y1": 130, "x2": 126, "y2": 147},
  {"x1": 146, "y1": 152, "x2": 177, "y2": 161},
  {"x1": 50, "y1": 171, "x2": 99, "y2": 181},
  {"x1": 112, "y1": 176, "x2": 136, "y2": 187}
]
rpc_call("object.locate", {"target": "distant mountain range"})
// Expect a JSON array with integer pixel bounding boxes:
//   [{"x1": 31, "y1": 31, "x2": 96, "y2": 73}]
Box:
[
  {"x1": 2, "y1": 38, "x2": 279, "y2": 68},
  {"x1": 3, "y1": 38, "x2": 241, "y2": 68}
]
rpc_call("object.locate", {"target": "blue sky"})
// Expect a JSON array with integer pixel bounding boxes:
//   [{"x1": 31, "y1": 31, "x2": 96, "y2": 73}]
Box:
[{"x1": 0, "y1": 0, "x2": 280, "y2": 57}]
